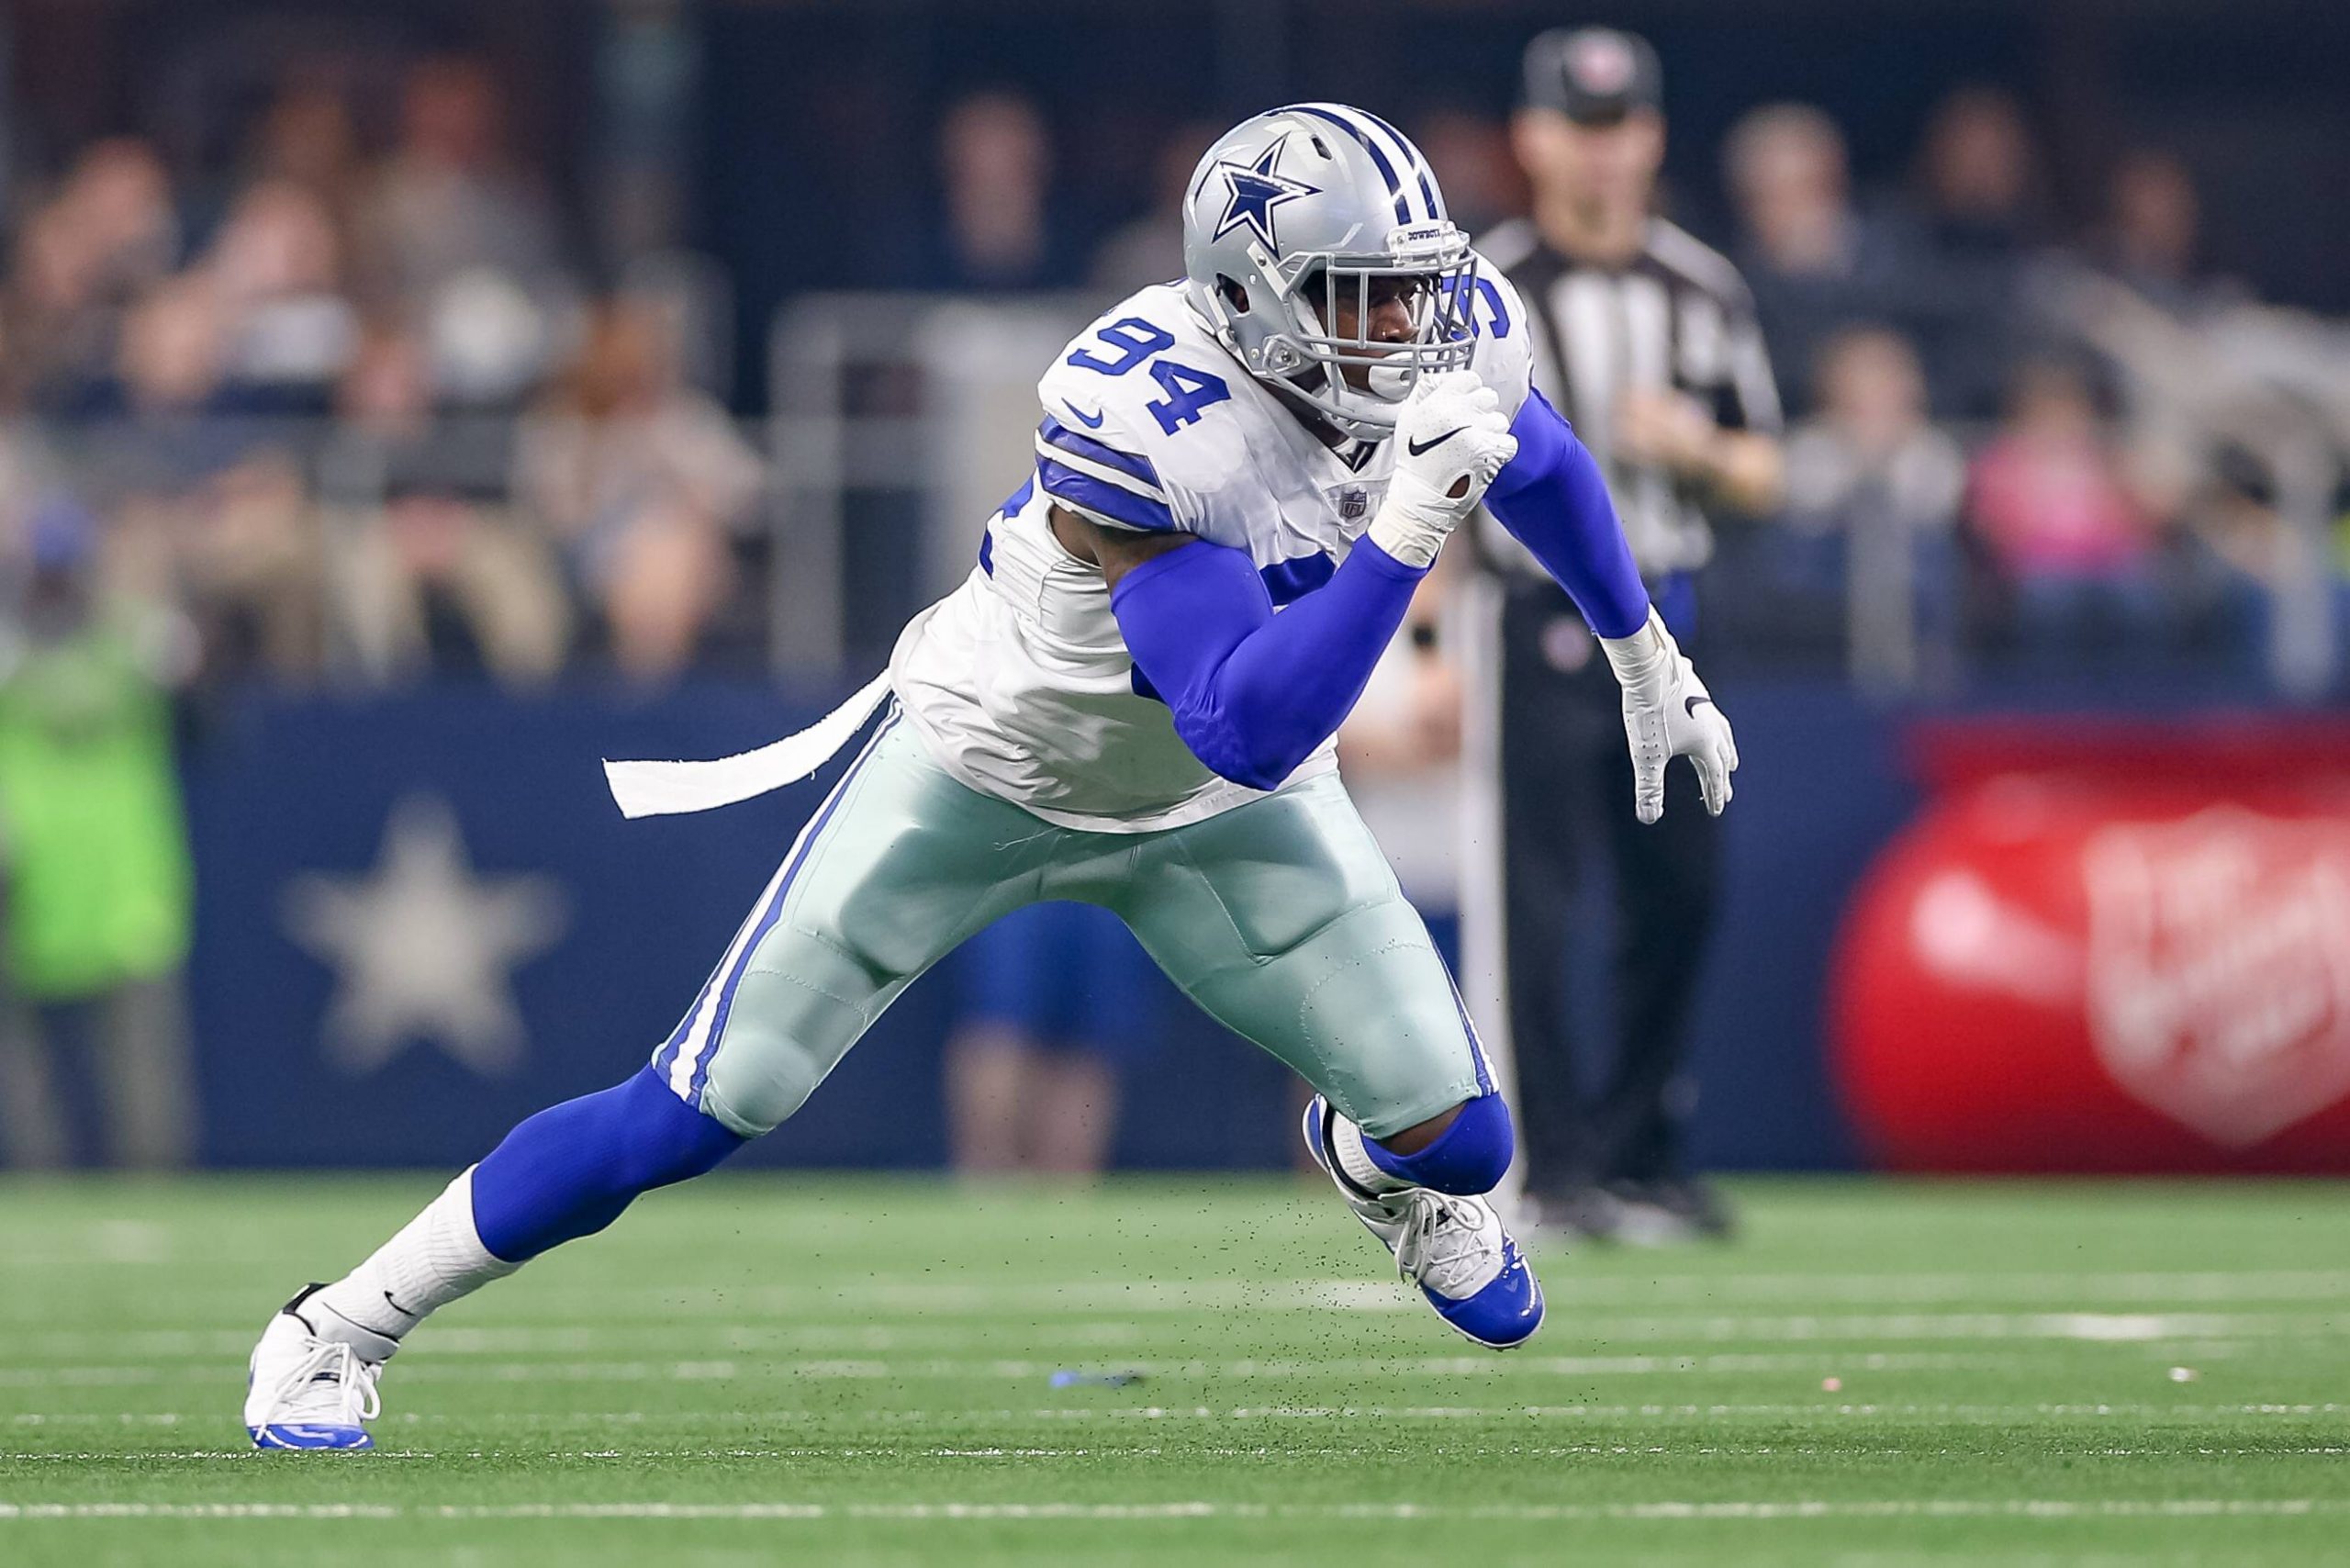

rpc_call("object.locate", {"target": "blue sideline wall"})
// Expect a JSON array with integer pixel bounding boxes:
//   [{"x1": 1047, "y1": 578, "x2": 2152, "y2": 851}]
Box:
[{"x1": 180, "y1": 678, "x2": 1922, "y2": 1172}]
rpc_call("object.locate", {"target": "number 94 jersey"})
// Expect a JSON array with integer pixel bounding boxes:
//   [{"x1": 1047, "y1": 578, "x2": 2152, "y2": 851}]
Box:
[{"x1": 890, "y1": 266, "x2": 1529, "y2": 834}]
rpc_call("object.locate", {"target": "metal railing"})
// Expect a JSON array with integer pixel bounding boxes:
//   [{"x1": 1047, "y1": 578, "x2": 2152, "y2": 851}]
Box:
[{"x1": 0, "y1": 291, "x2": 2336, "y2": 699}]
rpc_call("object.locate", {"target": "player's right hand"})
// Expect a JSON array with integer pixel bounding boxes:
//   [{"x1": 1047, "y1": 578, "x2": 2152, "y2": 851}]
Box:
[{"x1": 1368, "y1": 370, "x2": 1518, "y2": 569}]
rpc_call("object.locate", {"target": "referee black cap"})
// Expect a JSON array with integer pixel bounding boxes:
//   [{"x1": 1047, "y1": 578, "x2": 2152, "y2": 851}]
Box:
[{"x1": 1520, "y1": 27, "x2": 1662, "y2": 126}]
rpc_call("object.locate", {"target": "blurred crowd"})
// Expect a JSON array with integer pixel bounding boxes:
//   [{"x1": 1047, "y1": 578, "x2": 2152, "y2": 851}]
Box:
[
  {"x1": 1702, "y1": 90, "x2": 2347, "y2": 689},
  {"x1": 0, "y1": 58, "x2": 767, "y2": 701},
  {"x1": 0, "y1": 59, "x2": 2346, "y2": 704},
  {"x1": 0, "y1": 33, "x2": 2345, "y2": 1171}
]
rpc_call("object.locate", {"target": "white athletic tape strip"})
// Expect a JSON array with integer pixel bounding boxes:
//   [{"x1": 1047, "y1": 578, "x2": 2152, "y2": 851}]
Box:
[{"x1": 601, "y1": 671, "x2": 891, "y2": 819}]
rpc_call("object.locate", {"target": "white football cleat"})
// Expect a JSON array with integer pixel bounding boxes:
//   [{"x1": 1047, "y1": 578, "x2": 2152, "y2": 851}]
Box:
[
  {"x1": 1304, "y1": 1095, "x2": 1544, "y2": 1349},
  {"x1": 244, "y1": 1284, "x2": 387, "y2": 1450}
]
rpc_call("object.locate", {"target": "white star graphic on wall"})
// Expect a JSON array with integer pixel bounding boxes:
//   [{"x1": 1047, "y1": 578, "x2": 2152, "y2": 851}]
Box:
[{"x1": 283, "y1": 793, "x2": 568, "y2": 1076}]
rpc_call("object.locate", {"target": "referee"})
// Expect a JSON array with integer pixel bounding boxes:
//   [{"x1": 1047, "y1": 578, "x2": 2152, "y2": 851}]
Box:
[{"x1": 1462, "y1": 28, "x2": 1785, "y2": 1241}]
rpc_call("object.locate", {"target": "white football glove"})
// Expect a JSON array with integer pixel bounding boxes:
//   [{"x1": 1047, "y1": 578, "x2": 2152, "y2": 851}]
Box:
[
  {"x1": 1600, "y1": 608, "x2": 1739, "y2": 823},
  {"x1": 1368, "y1": 370, "x2": 1519, "y2": 569}
]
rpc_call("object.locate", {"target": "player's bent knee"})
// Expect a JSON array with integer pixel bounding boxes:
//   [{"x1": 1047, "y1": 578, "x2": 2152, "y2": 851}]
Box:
[
  {"x1": 1367, "y1": 1092, "x2": 1514, "y2": 1195},
  {"x1": 696, "y1": 963, "x2": 867, "y2": 1136},
  {"x1": 697, "y1": 1026, "x2": 830, "y2": 1137}
]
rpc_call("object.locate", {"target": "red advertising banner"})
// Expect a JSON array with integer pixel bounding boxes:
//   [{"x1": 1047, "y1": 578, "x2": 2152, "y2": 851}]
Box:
[{"x1": 1832, "y1": 719, "x2": 2350, "y2": 1172}]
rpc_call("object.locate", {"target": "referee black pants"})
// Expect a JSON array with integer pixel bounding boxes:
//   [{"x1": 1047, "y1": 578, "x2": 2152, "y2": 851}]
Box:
[{"x1": 1490, "y1": 580, "x2": 1720, "y2": 1192}]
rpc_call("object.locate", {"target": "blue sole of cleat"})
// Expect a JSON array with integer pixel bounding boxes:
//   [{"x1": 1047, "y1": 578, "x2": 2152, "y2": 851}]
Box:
[
  {"x1": 1433, "y1": 1292, "x2": 1546, "y2": 1350},
  {"x1": 251, "y1": 1424, "x2": 373, "y2": 1450}
]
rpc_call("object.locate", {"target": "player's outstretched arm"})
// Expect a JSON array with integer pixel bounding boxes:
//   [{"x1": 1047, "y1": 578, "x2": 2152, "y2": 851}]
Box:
[
  {"x1": 1078, "y1": 372, "x2": 1516, "y2": 792},
  {"x1": 1080, "y1": 514, "x2": 1416, "y2": 792},
  {"x1": 1482, "y1": 389, "x2": 1739, "y2": 822}
]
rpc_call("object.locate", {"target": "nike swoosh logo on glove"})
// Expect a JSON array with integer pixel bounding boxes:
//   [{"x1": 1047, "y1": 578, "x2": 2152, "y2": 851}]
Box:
[
  {"x1": 1685, "y1": 694, "x2": 1715, "y2": 717},
  {"x1": 1406, "y1": 427, "x2": 1468, "y2": 456}
]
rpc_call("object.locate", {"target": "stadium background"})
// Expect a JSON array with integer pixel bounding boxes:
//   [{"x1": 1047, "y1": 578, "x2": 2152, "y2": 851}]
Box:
[{"x1": 0, "y1": 0, "x2": 2347, "y2": 1179}]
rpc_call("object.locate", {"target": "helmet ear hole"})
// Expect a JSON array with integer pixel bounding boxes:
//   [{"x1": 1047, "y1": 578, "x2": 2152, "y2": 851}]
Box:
[{"x1": 1217, "y1": 275, "x2": 1249, "y2": 316}]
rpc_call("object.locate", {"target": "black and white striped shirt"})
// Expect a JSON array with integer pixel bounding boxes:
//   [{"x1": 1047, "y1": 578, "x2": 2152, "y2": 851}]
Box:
[{"x1": 1475, "y1": 216, "x2": 1782, "y2": 579}]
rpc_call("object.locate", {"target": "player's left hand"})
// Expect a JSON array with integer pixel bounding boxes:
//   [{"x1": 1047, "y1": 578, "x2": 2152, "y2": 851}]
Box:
[{"x1": 1598, "y1": 608, "x2": 1738, "y2": 823}]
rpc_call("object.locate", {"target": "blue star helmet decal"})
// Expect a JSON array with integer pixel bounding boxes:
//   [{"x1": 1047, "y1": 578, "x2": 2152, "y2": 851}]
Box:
[{"x1": 1211, "y1": 134, "x2": 1320, "y2": 251}]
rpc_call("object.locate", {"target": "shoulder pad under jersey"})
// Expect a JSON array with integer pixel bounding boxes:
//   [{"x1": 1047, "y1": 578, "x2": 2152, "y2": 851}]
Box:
[
  {"x1": 1463, "y1": 257, "x2": 1535, "y2": 420},
  {"x1": 1035, "y1": 284, "x2": 1251, "y2": 536}
]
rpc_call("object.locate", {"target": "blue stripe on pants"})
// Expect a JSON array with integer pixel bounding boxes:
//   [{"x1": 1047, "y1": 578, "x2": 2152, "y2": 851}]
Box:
[{"x1": 683, "y1": 711, "x2": 900, "y2": 1103}]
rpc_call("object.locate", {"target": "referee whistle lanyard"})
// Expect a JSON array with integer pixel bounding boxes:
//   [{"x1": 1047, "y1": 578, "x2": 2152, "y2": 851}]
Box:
[{"x1": 601, "y1": 670, "x2": 892, "y2": 820}]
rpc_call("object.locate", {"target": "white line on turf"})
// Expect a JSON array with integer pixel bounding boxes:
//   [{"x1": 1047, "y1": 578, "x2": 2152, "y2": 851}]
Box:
[
  {"x1": 20, "y1": 1447, "x2": 2350, "y2": 1462},
  {"x1": 10, "y1": 1268, "x2": 2350, "y2": 1311},
  {"x1": 0, "y1": 1351, "x2": 2086, "y2": 1388},
  {"x1": 0, "y1": 1500, "x2": 2334, "y2": 1522},
  {"x1": 6, "y1": 1309, "x2": 2343, "y2": 1364},
  {"x1": 18, "y1": 1401, "x2": 2350, "y2": 1428}
]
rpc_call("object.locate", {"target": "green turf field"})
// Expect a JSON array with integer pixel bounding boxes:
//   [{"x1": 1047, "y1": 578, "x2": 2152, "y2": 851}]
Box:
[{"x1": 1, "y1": 1175, "x2": 2344, "y2": 1567}]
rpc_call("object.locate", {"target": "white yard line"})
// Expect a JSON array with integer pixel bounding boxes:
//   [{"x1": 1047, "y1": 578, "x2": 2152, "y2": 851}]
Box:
[
  {"x1": 6, "y1": 1309, "x2": 2341, "y2": 1364},
  {"x1": 0, "y1": 1350, "x2": 2087, "y2": 1389},
  {"x1": 0, "y1": 1499, "x2": 2334, "y2": 1523},
  {"x1": 11, "y1": 1401, "x2": 2350, "y2": 1429},
  {"x1": 13, "y1": 1401, "x2": 2348, "y2": 1429},
  {"x1": 17, "y1": 1446, "x2": 2350, "y2": 1463},
  {"x1": 9, "y1": 1268, "x2": 2350, "y2": 1312}
]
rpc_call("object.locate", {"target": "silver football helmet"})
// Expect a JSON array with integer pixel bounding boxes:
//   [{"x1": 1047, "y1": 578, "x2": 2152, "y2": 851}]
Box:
[{"x1": 1181, "y1": 104, "x2": 1478, "y2": 440}]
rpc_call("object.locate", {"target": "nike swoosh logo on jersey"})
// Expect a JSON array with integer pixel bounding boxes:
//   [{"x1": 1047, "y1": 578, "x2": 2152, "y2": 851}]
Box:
[
  {"x1": 1062, "y1": 401, "x2": 1106, "y2": 429},
  {"x1": 1405, "y1": 427, "x2": 1467, "y2": 456}
]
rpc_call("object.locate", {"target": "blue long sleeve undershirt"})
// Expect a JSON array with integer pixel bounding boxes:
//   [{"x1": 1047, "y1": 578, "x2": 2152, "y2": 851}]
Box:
[
  {"x1": 1107, "y1": 386, "x2": 1650, "y2": 792},
  {"x1": 1112, "y1": 533, "x2": 1425, "y2": 792},
  {"x1": 1482, "y1": 386, "x2": 1651, "y2": 640}
]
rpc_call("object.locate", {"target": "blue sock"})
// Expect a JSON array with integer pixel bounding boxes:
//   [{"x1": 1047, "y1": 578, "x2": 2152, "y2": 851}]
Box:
[
  {"x1": 470, "y1": 1066, "x2": 746, "y2": 1262},
  {"x1": 1365, "y1": 1092, "x2": 1515, "y2": 1195}
]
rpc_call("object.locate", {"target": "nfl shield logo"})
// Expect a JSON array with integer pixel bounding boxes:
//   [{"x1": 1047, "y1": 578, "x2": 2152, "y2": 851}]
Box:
[
  {"x1": 2081, "y1": 807, "x2": 2350, "y2": 1147},
  {"x1": 1339, "y1": 488, "x2": 1367, "y2": 521}
]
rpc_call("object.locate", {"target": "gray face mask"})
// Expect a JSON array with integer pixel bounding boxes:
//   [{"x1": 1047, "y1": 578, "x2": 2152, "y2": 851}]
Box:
[{"x1": 1181, "y1": 105, "x2": 1479, "y2": 441}]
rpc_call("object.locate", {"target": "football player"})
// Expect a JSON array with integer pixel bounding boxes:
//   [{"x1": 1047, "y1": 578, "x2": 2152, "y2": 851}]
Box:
[{"x1": 244, "y1": 104, "x2": 1737, "y2": 1449}]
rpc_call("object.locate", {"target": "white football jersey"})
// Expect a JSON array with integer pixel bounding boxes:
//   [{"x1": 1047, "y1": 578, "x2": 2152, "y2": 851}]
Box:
[{"x1": 890, "y1": 263, "x2": 1533, "y2": 833}]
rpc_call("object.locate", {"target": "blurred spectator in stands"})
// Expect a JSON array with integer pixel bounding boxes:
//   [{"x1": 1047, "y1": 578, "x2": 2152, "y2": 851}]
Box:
[
  {"x1": 247, "y1": 83, "x2": 366, "y2": 236},
  {"x1": 1723, "y1": 104, "x2": 1915, "y2": 417},
  {"x1": 334, "y1": 323, "x2": 436, "y2": 442},
  {"x1": 2098, "y1": 151, "x2": 2206, "y2": 311},
  {"x1": 1091, "y1": 121, "x2": 1216, "y2": 297},
  {"x1": 926, "y1": 91, "x2": 1081, "y2": 291},
  {"x1": 0, "y1": 496, "x2": 197, "y2": 1170},
  {"x1": 327, "y1": 451, "x2": 569, "y2": 689},
  {"x1": 1414, "y1": 106, "x2": 1523, "y2": 241},
  {"x1": 2068, "y1": 149, "x2": 2257, "y2": 343},
  {"x1": 118, "y1": 277, "x2": 228, "y2": 414},
  {"x1": 514, "y1": 296, "x2": 760, "y2": 680},
  {"x1": 91, "y1": 277, "x2": 324, "y2": 681},
  {"x1": 206, "y1": 180, "x2": 360, "y2": 414},
  {"x1": 6, "y1": 139, "x2": 183, "y2": 415},
  {"x1": 1778, "y1": 327, "x2": 1965, "y2": 690},
  {"x1": 946, "y1": 905, "x2": 1158, "y2": 1178},
  {"x1": 1907, "y1": 88, "x2": 2047, "y2": 420},
  {"x1": 1967, "y1": 358, "x2": 2167, "y2": 659},
  {"x1": 360, "y1": 55, "x2": 575, "y2": 407},
  {"x1": 4, "y1": 206, "x2": 108, "y2": 411}
]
